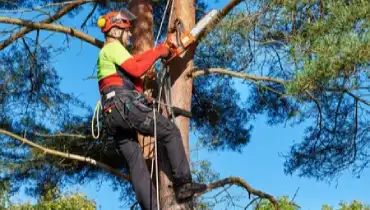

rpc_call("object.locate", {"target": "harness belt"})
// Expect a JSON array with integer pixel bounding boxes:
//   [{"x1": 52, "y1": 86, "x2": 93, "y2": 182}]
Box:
[
  {"x1": 98, "y1": 74, "x2": 123, "y2": 93},
  {"x1": 99, "y1": 72, "x2": 192, "y2": 119},
  {"x1": 98, "y1": 64, "x2": 138, "y2": 93}
]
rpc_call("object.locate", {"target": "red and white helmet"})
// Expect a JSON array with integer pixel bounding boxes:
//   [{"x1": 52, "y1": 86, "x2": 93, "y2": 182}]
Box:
[{"x1": 97, "y1": 8, "x2": 136, "y2": 33}]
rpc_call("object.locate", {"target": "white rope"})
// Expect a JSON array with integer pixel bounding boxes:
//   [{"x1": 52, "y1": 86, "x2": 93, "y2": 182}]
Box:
[
  {"x1": 91, "y1": 100, "x2": 101, "y2": 140},
  {"x1": 150, "y1": 1, "x2": 176, "y2": 209},
  {"x1": 154, "y1": 0, "x2": 172, "y2": 46}
]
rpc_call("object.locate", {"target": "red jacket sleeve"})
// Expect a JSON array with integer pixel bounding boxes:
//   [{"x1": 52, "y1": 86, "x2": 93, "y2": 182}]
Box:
[{"x1": 119, "y1": 49, "x2": 161, "y2": 78}]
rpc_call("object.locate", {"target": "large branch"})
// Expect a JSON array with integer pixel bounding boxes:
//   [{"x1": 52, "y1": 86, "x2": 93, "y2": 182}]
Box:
[
  {"x1": 196, "y1": 0, "x2": 245, "y2": 42},
  {"x1": 198, "y1": 176, "x2": 279, "y2": 209},
  {"x1": 0, "y1": 0, "x2": 97, "y2": 13},
  {"x1": 0, "y1": 0, "x2": 95, "y2": 50},
  {"x1": 190, "y1": 68, "x2": 287, "y2": 84},
  {"x1": 0, "y1": 17, "x2": 104, "y2": 48},
  {"x1": 35, "y1": 132, "x2": 90, "y2": 139},
  {"x1": 0, "y1": 128, "x2": 130, "y2": 181}
]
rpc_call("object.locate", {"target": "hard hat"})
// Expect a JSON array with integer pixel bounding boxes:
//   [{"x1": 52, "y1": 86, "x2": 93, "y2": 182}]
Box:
[{"x1": 97, "y1": 8, "x2": 136, "y2": 33}]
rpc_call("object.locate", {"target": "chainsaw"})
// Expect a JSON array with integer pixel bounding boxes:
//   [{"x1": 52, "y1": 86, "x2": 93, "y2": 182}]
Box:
[
  {"x1": 149, "y1": 10, "x2": 218, "y2": 119},
  {"x1": 164, "y1": 9, "x2": 218, "y2": 62}
]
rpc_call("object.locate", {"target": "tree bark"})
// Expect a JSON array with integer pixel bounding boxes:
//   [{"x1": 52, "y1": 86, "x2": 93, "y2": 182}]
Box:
[
  {"x1": 128, "y1": 0, "x2": 156, "y2": 160},
  {"x1": 129, "y1": 0, "x2": 196, "y2": 209},
  {"x1": 129, "y1": 0, "x2": 154, "y2": 54},
  {"x1": 159, "y1": 0, "x2": 196, "y2": 209}
]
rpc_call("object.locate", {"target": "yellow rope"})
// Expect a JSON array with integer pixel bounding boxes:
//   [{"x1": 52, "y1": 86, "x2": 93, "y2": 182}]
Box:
[{"x1": 91, "y1": 100, "x2": 102, "y2": 140}]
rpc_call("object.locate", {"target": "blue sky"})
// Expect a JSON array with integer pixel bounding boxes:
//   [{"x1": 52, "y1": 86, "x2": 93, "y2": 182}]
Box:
[{"x1": 9, "y1": 0, "x2": 370, "y2": 209}]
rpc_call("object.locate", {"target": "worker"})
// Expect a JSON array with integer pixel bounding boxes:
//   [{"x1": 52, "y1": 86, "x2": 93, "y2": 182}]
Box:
[{"x1": 96, "y1": 9, "x2": 206, "y2": 210}]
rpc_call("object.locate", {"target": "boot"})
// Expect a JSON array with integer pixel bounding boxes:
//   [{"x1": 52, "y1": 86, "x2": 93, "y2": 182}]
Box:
[{"x1": 175, "y1": 182, "x2": 207, "y2": 201}]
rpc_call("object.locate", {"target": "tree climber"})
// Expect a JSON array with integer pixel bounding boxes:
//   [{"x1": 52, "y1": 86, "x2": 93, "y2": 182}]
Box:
[{"x1": 96, "y1": 9, "x2": 207, "y2": 210}]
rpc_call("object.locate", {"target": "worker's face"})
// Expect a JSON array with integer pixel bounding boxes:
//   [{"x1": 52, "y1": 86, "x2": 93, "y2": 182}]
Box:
[{"x1": 120, "y1": 29, "x2": 132, "y2": 47}]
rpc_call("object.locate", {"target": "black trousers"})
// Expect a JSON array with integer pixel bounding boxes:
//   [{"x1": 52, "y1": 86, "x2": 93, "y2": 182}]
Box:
[{"x1": 101, "y1": 87, "x2": 192, "y2": 210}]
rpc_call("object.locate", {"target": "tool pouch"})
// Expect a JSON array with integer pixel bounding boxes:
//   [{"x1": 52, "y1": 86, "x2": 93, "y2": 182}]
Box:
[
  {"x1": 100, "y1": 88, "x2": 132, "y2": 133},
  {"x1": 115, "y1": 97, "x2": 135, "y2": 128}
]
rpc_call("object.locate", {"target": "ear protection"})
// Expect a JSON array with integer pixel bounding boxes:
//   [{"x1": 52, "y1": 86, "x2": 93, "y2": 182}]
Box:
[{"x1": 97, "y1": 16, "x2": 106, "y2": 28}]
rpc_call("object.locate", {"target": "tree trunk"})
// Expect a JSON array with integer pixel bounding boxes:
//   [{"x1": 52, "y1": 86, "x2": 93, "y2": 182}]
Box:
[
  {"x1": 159, "y1": 0, "x2": 196, "y2": 209},
  {"x1": 128, "y1": 0, "x2": 156, "y2": 160},
  {"x1": 129, "y1": 0, "x2": 196, "y2": 209},
  {"x1": 129, "y1": 0, "x2": 154, "y2": 53}
]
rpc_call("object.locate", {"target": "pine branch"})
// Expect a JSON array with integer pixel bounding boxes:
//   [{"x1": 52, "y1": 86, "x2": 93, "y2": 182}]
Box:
[
  {"x1": 197, "y1": 176, "x2": 279, "y2": 210},
  {"x1": 0, "y1": 0, "x2": 97, "y2": 13},
  {"x1": 1, "y1": 132, "x2": 281, "y2": 208},
  {"x1": 0, "y1": 128, "x2": 130, "y2": 181},
  {"x1": 34, "y1": 132, "x2": 90, "y2": 139},
  {"x1": 190, "y1": 68, "x2": 287, "y2": 84},
  {"x1": 80, "y1": 2, "x2": 98, "y2": 29},
  {"x1": 0, "y1": 0, "x2": 89, "y2": 50},
  {"x1": 0, "y1": 16, "x2": 104, "y2": 48},
  {"x1": 326, "y1": 88, "x2": 370, "y2": 107}
]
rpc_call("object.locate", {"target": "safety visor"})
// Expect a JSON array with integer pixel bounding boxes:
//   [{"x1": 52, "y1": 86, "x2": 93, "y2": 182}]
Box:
[{"x1": 112, "y1": 8, "x2": 136, "y2": 23}]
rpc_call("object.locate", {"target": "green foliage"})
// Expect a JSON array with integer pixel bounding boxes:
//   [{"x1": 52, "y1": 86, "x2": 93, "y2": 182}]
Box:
[
  {"x1": 0, "y1": 1, "x2": 132, "y2": 206},
  {"x1": 285, "y1": 0, "x2": 370, "y2": 94},
  {"x1": 8, "y1": 193, "x2": 96, "y2": 210},
  {"x1": 191, "y1": 160, "x2": 220, "y2": 209},
  {"x1": 212, "y1": 0, "x2": 370, "y2": 180},
  {"x1": 252, "y1": 198, "x2": 370, "y2": 210},
  {"x1": 0, "y1": 180, "x2": 11, "y2": 210},
  {"x1": 192, "y1": 9, "x2": 256, "y2": 151},
  {"x1": 322, "y1": 200, "x2": 370, "y2": 210},
  {"x1": 254, "y1": 196, "x2": 299, "y2": 210}
]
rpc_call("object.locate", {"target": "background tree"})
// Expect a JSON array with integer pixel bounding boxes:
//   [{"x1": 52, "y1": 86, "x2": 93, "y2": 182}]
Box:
[
  {"x1": 0, "y1": 0, "x2": 369, "y2": 209},
  {"x1": 8, "y1": 193, "x2": 96, "y2": 210}
]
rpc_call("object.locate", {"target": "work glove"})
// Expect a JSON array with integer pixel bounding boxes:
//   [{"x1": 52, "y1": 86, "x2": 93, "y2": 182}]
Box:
[{"x1": 155, "y1": 43, "x2": 170, "y2": 59}]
